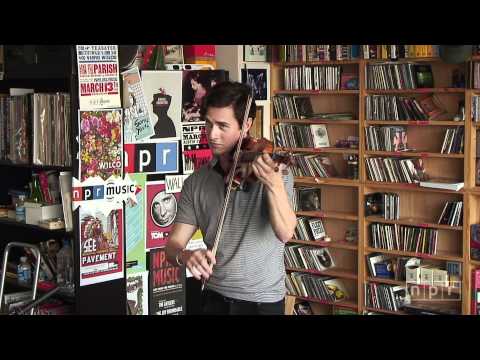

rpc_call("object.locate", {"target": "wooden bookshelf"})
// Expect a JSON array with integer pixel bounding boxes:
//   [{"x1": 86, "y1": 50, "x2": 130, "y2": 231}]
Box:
[
  {"x1": 366, "y1": 277, "x2": 462, "y2": 294},
  {"x1": 284, "y1": 147, "x2": 358, "y2": 155},
  {"x1": 271, "y1": 45, "x2": 478, "y2": 315}
]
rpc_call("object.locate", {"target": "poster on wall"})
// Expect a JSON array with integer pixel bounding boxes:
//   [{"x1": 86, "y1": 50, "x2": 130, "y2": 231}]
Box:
[
  {"x1": 141, "y1": 70, "x2": 182, "y2": 140},
  {"x1": 146, "y1": 181, "x2": 180, "y2": 249},
  {"x1": 124, "y1": 139, "x2": 179, "y2": 175},
  {"x1": 79, "y1": 206, "x2": 124, "y2": 286},
  {"x1": 149, "y1": 247, "x2": 186, "y2": 315},
  {"x1": 126, "y1": 271, "x2": 149, "y2": 315},
  {"x1": 181, "y1": 70, "x2": 228, "y2": 123},
  {"x1": 79, "y1": 109, "x2": 123, "y2": 181},
  {"x1": 126, "y1": 173, "x2": 147, "y2": 275},
  {"x1": 181, "y1": 122, "x2": 212, "y2": 174},
  {"x1": 76, "y1": 45, "x2": 121, "y2": 110},
  {"x1": 122, "y1": 67, "x2": 155, "y2": 143}
]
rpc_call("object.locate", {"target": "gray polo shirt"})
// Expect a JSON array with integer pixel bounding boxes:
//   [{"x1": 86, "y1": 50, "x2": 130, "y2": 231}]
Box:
[{"x1": 175, "y1": 157, "x2": 294, "y2": 303}]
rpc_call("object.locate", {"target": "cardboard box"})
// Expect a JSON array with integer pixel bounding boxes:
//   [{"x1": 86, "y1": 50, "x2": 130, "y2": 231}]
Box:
[
  {"x1": 432, "y1": 268, "x2": 449, "y2": 287},
  {"x1": 406, "y1": 265, "x2": 421, "y2": 284},
  {"x1": 24, "y1": 202, "x2": 63, "y2": 225},
  {"x1": 420, "y1": 266, "x2": 434, "y2": 286}
]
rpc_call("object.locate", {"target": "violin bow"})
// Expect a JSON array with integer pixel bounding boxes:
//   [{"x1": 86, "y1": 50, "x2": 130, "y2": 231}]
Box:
[{"x1": 201, "y1": 67, "x2": 254, "y2": 291}]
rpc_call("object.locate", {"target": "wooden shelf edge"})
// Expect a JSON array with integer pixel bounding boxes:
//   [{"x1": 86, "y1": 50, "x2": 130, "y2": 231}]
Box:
[
  {"x1": 295, "y1": 210, "x2": 358, "y2": 221},
  {"x1": 273, "y1": 118, "x2": 358, "y2": 125},
  {"x1": 364, "y1": 151, "x2": 464, "y2": 159},
  {"x1": 365, "y1": 216, "x2": 463, "y2": 231},
  {"x1": 295, "y1": 177, "x2": 360, "y2": 187},
  {"x1": 286, "y1": 266, "x2": 358, "y2": 279},
  {"x1": 292, "y1": 295, "x2": 358, "y2": 309},
  {"x1": 365, "y1": 247, "x2": 463, "y2": 262},
  {"x1": 363, "y1": 181, "x2": 465, "y2": 194},
  {"x1": 364, "y1": 306, "x2": 406, "y2": 315},
  {"x1": 288, "y1": 238, "x2": 358, "y2": 250},
  {"x1": 365, "y1": 120, "x2": 465, "y2": 126},
  {"x1": 283, "y1": 147, "x2": 359, "y2": 154},
  {"x1": 273, "y1": 60, "x2": 361, "y2": 66},
  {"x1": 274, "y1": 90, "x2": 359, "y2": 95},
  {"x1": 365, "y1": 88, "x2": 465, "y2": 94}
]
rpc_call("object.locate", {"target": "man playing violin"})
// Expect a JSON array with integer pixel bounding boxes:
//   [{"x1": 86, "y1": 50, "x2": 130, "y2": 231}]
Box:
[{"x1": 166, "y1": 81, "x2": 297, "y2": 315}]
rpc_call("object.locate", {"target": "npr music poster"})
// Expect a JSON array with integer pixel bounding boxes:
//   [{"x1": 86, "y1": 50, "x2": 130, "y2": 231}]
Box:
[{"x1": 146, "y1": 181, "x2": 180, "y2": 249}]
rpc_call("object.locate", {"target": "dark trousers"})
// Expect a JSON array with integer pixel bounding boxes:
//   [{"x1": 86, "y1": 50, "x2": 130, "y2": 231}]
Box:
[{"x1": 201, "y1": 289, "x2": 285, "y2": 315}]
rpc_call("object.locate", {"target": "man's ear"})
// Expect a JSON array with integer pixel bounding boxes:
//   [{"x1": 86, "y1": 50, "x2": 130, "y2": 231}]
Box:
[{"x1": 245, "y1": 117, "x2": 253, "y2": 133}]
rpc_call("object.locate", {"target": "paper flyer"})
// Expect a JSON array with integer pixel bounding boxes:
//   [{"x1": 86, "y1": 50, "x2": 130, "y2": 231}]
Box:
[
  {"x1": 79, "y1": 206, "x2": 124, "y2": 286},
  {"x1": 126, "y1": 173, "x2": 147, "y2": 275},
  {"x1": 79, "y1": 109, "x2": 123, "y2": 181},
  {"x1": 76, "y1": 45, "x2": 121, "y2": 110},
  {"x1": 141, "y1": 70, "x2": 182, "y2": 140},
  {"x1": 181, "y1": 122, "x2": 212, "y2": 174},
  {"x1": 149, "y1": 248, "x2": 186, "y2": 315},
  {"x1": 122, "y1": 66, "x2": 155, "y2": 143},
  {"x1": 126, "y1": 271, "x2": 149, "y2": 315},
  {"x1": 146, "y1": 181, "x2": 180, "y2": 249}
]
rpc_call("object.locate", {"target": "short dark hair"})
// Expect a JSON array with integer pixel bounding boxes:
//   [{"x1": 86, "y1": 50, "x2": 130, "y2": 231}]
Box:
[{"x1": 200, "y1": 81, "x2": 256, "y2": 127}]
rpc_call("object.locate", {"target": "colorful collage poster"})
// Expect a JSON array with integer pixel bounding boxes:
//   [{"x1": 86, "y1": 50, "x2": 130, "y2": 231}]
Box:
[
  {"x1": 76, "y1": 45, "x2": 121, "y2": 110},
  {"x1": 122, "y1": 66, "x2": 155, "y2": 143},
  {"x1": 149, "y1": 248, "x2": 186, "y2": 315},
  {"x1": 126, "y1": 271, "x2": 149, "y2": 315},
  {"x1": 79, "y1": 206, "x2": 124, "y2": 286},
  {"x1": 79, "y1": 109, "x2": 123, "y2": 181},
  {"x1": 146, "y1": 181, "x2": 180, "y2": 249},
  {"x1": 126, "y1": 173, "x2": 146, "y2": 275},
  {"x1": 141, "y1": 70, "x2": 182, "y2": 140}
]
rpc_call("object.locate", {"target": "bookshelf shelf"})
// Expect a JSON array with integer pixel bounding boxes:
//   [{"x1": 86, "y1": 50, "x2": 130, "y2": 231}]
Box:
[
  {"x1": 273, "y1": 60, "x2": 361, "y2": 66},
  {"x1": 293, "y1": 295, "x2": 358, "y2": 309},
  {"x1": 295, "y1": 177, "x2": 359, "y2": 187},
  {"x1": 365, "y1": 88, "x2": 465, "y2": 94},
  {"x1": 364, "y1": 150, "x2": 464, "y2": 159},
  {"x1": 364, "y1": 306, "x2": 406, "y2": 315},
  {"x1": 365, "y1": 57, "x2": 442, "y2": 63},
  {"x1": 364, "y1": 181, "x2": 465, "y2": 194},
  {"x1": 365, "y1": 215, "x2": 463, "y2": 231},
  {"x1": 473, "y1": 122, "x2": 480, "y2": 127},
  {"x1": 471, "y1": 260, "x2": 480, "y2": 267},
  {"x1": 286, "y1": 266, "x2": 358, "y2": 279},
  {"x1": 0, "y1": 217, "x2": 69, "y2": 236},
  {"x1": 273, "y1": 90, "x2": 359, "y2": 96},
  {"x1": 365, "y1": 247, "x2": 463, "y2": 262},
  {"x1": 273, "y1": 118, "x2": 358, "y2": 125},
  {"x1": 365, "y1": 120, "x2": 465, "y2": 127},
  {"x1": 284, "y1": 147, "x2": 359, "y2": 155},
  {"x1": 295, "y1": 210, "x2": 358, "y2": 221},
  {"x1": 288, "y1": 238, "x2": 358, "y2": 250},
  {"x1": 366, "y1": 277, "x2": 461, "y2": 294}
]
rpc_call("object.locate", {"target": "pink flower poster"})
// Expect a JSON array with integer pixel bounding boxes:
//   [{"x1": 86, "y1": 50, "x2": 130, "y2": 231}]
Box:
[{"x1": 79, "y1": 109, "x2": 123, "y2": 181}]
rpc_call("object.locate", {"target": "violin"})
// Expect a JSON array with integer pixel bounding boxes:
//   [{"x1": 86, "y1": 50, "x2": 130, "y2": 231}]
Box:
[{"x1": 228, "y1": 136, "x2": 292, "y2": 190}]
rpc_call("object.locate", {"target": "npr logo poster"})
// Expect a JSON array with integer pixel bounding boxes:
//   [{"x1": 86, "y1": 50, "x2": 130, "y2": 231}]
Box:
[{"x1": 124, "y1": 140, "x2": 179, "y2": 174}]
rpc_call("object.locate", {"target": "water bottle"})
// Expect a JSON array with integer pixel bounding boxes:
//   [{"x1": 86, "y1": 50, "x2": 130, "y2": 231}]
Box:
[
  {"x1": 17, "y1": 256, "x2": 32, "y2": 286},
  {"x1": 15, "y1": 194, "x2": 26, "y2": 222},
  {"x1": 56, "y1": 239, "x2": 73, "y2": 287}
]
